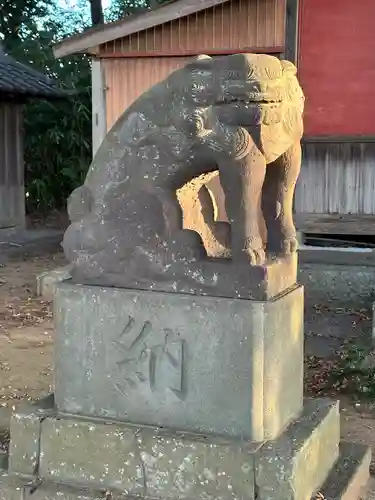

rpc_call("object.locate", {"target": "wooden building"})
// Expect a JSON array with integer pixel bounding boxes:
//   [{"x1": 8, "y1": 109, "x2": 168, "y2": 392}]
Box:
[
  {"x1": 54, "y1": 0, "x2": 375, "y2": 237},
  {"x1": 0, "y1": 51, "x2": 65, "y2": 228}
]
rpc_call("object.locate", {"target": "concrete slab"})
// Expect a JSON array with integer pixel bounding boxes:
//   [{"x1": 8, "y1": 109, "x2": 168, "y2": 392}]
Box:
[
  {"x1": 299, "y1": 264, "x2": 375, "y2": 309},
  {"x1": 255, "y1": 398, "x2": 340, "y2": 500},
  {"x1": 40, "y1": 418, "x2": 144, "y2": 495},
  {"x1": 316, "y1": 442, "x2": 371, "y2": 500},
  {"x1": 24, "y1": 482, "x2": 127, "y2": 499},
  {"x1": 8, "y1": 395, "x2": 54, "y2": 476}
]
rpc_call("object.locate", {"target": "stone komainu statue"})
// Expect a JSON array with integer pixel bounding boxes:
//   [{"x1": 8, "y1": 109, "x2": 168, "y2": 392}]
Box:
[{"x1": 64, "y1": 53, "x2": 305, "y2": 296}]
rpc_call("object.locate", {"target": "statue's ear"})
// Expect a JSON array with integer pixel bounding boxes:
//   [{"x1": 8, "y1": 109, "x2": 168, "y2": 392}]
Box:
[{"x1": 281, "y1": 60, "x2": 297, "y2": 76}]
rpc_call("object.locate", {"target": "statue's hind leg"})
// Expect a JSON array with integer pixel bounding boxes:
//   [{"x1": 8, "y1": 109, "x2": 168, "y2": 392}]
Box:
[{"x1": 262, "y1": 140, "x2": 301, "y2": 255}]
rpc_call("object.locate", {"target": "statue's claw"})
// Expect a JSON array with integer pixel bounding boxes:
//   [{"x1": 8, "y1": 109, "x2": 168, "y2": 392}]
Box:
[
  {"x1": 280, "y1": 236, "x2": 299, "y2": 255},
  {"x1": 243, "y1": 247, "x2": 266, "y2": 266}
]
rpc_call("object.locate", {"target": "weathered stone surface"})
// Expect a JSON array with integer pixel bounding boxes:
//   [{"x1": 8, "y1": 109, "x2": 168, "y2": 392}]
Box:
[
  {"x1": 1, "y1": 399, "x2": 369, "y2": 500},
  {"x1": 63, "y1": 53, "x2": 304, "y2": 296},
  {"x1": 136, "y1": 427, "x2": 259, "y2": 500},
  {"x1": 316, "y1": 442, "x2": 371, "y2": 500},
  {"x1": 0, "y1": 475, "x2": 120, "y2": 500},
  {"x1": 25, "y1": 482, "x2": 129, "y2": 500},
  {"x1": 26, "y1": 483, "x2": 107, "y2": 500},
  {"x1": 38, "y1": 414, "x2": 259, "y2": 499},
  {"x1": 8, "y1": 395, "x2": 54, "y2": 476},
  {"x1": 36, "y1": 265, "x2": 72, "y2": 299},
  {"x1": 0, "y1": 472, "x2": 35, "y2": 500},
  {"x1": 77, "y1": 244, "x2": 298, "y2": 301},
  {"x1": 255, "y1": 398, "x2": 340, "y2": 500},
  {"x1": 54, "y1": 282, "x2": 303, "y2": 440},
  {"x1": 39, "y1": 418, "x2": 144, "y2": 494}
]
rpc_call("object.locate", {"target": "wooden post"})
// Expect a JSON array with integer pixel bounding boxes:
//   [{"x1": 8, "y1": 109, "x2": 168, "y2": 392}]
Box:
[
  {"x1": 284, "y1": 0, "x2": 299, "y2": 65},
  {"x1": 0, "y1": 102, "x2": 25, "y2": 228},
  {"x1": 91, "y1": 58, "x2": 107, "y2": 157}
]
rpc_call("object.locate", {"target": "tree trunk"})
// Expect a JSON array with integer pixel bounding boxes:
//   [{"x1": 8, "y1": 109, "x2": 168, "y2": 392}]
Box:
[{"x1": 89, "y1": 0, "x2": 104, "y2": 25}]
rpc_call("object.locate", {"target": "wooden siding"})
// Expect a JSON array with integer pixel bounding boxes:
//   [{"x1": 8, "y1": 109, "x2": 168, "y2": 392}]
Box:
[
  {"x1": 295, "y1": 141, "x2": 375, "y2": 216},
  {"x1": 100, "y1": 0, "x2": 286, "y2": 55},
  {"x1": 104, "y1": 56, "x2": 192, "y2": 130},
  {"x1": 0, "y1": 103, "x2": 25, "y2": 228},
  {"x1": 102, "y1": 0, "x2": 286, "y2": 130}
]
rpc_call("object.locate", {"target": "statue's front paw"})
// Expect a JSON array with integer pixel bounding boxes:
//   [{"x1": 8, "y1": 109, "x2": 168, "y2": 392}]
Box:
[
  {"x1": 280, "y1": 236, "x2": 299, "y2": 255},
  {"x1": 246, "y1": 247, "x2": 266, "y2": 265},
  {"x1": 237, "y1": 237, "x2": 266, "y2": 265}
]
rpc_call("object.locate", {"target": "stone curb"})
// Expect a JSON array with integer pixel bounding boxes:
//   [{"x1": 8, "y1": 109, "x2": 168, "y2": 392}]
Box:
[
  {"x1": 5, "y1": 396, "x2": 343, "y2": 500},
  {"x1": 255, "y1": 398, "x2": 340, "y2": 500}
]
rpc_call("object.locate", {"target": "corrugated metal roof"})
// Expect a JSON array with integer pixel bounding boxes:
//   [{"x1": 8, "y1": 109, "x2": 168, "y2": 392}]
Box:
[{"x1": 0, "y1": 52, "x2": 66, "y2": 99}]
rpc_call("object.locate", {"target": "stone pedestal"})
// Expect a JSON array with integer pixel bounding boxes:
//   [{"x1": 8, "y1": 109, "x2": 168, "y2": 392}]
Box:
[
  {"x1": 54, "y1": 282, "x2": 304, "y2": 441},
  {"x1": 0, "y1": 282, "x2": 371, "y2": 499}
]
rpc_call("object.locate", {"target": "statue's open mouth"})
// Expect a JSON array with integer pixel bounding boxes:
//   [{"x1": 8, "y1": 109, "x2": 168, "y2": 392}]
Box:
[{"x1": 215, "y1": 95, "x2": 283, "y2": 105}]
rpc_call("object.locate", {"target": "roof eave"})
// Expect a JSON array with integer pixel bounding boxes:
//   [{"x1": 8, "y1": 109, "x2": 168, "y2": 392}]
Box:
[
  {"x1": 53, "y1": 44, "x2": 99, "y2": 59},
  {"x1": 53, "y1": 0, "x2": 231, "y2": 58}
]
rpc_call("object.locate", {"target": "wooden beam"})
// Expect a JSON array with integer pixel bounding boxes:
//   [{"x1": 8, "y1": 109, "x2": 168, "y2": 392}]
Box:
[
  {"x1": 53, "y1": 0, "x2": 232, "y2": 58},
  {"x1": 97, "y1": 47, "x2": 284, "y2": 59},
  {"x1": 302, "y1": 135, "x2": 375, "y2": 144},
  {"x1": 295, "y1": 213, "x2": 375, "y2": 235},
  {"x1": 284, "y1": 0, "x2": 299, "y2": 64},
  {"x1": 91, "y1": 58, "x2": 107, "y2": 157}
]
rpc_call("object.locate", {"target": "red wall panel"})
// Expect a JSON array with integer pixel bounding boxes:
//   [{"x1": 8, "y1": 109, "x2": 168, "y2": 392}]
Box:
[{"x1": 299, "y1": 0, "x2": 375, "y2": 137}]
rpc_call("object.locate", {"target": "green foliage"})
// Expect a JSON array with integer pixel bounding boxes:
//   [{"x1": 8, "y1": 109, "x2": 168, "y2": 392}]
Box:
[
  {"x1": 1, "y1": 0, "x2": 93, "y2": 213},
  {"x1": 0, "y1": 0, "x2": 171, "y2": 214},
  {"x1": 331, "y1": 342, "x2": 375, "y2": 399},
  {"x1": 23, "y1": 50, "x2": 92, "y2": 212},
  {"x1": 0, "y1": 0, "x2": 51, "y2": 51},
  {"x1": 105, "y1": 0, "x2": 170, "y2": 22}
]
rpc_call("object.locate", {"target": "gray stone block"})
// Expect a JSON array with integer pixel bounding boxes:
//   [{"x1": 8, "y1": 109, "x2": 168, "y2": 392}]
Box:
[
  {"x1": 34, "y1": 399, "x2": 341, "y2": 499},
  {"x1": 0, "y1": 473, "x2": 35, "y2": 500},
  {"x1": 39, "y1": 418, "x2": 144, "y2": 494},
  {"x1": 38, "y1": 414, "x2": 258, "y2": 499},
  {"x1": 8, "y1": 395, "x2": 54, "y2": 476},
  {"x1": 54, "y1": 282, "x2": 304, "y2": 441},
  {"x1": 25, "y1": 482, "x2": 127, "y2": 500},
  {"x1": 316, "y1": 442, "x2": 371, "y2": 500},
  {"x1": 36, "y1": 265, "x2": 72, "y2": 299},
  {"x1": 255, "y1": 398, "x2": 340, "y2": 500},
  {"x1": 136, "y1": 427, "x2": 259, "y2": 500}
]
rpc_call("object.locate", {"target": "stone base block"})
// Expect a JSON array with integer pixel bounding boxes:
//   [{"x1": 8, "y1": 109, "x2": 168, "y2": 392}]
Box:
[
  {"x1": 54, "y1": 282, "x2": 304, "y2": 441},
  {"x1": 8, "y1": 395, "x2": 54, "y2": 476},
  {"x1": 36, "y1": 265, "x2": 72, "y2": 299},
  {"x1": 255, "y1": 398, "x2": 340, "y2": 500},
  {"x1": 316, "y1": 442, "x2": 371, "y2": 500},
  {"x1": 1, "y1": 396, "x2": 366, "y2": 500},
  {"x1": 0, "y1": 476, "x2": 127, "y2": 500}
]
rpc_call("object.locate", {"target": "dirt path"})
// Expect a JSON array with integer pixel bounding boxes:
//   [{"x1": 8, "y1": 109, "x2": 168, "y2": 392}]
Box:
[{"x1": 0, "y1": 252, "x2": 66, "y2": 433}]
